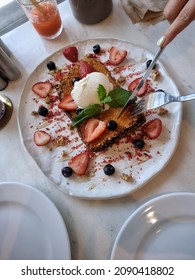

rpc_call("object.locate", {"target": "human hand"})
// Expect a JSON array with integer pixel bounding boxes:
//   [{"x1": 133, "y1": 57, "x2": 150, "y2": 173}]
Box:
[{"x1": 159, "y1": 0, "x2": 195, "y2": 47}]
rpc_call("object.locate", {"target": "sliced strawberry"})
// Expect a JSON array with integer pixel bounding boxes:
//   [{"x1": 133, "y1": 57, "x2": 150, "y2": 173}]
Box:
[
  {"x1": 142, "y1": 118, "x2": 162, "y2": 139},
  {"x1": 63, "y1": 46, "x2": 78, "y2": 63},
  {"x1": 54, "y1": 71, "x2": 64, "y2": 81},
  {"x1": 58, "y1": 94, "x2": 77, "y2": 111},
  {"x1": 128, "y1": 77, "x2": 148, "y2": 97},
  {"x1": 79, "y1": 61, "x2": 95, "y2": 78},
  {"x1": 33, "y1": 130, "x2": 51, "y2": 146},
  {"x1": 147, "y1": 84, "x2": 155, "y2": 93},
  {"x1": 84, "y1": 118, "x2": 107, "y2": 143},
  {"x1": 109, "y1": 46, "x2": 127, "y2": 66},
  {"x1": 68, "y1": 151, "x2": 90, "y2": 176},
  {"x1": 32, "y1": 81, "x2": 52, "y2": 98}
]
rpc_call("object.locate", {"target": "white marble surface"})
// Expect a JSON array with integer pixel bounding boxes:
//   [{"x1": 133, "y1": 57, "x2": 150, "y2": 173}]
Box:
[{"x1": 1, "y1": 0, "x2": 195, "y2": 260}]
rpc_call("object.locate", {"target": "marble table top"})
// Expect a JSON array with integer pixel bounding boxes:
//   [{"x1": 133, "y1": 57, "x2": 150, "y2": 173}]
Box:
[{"x1": 1, "y1": 0, "x2": 195, "y2": 260}]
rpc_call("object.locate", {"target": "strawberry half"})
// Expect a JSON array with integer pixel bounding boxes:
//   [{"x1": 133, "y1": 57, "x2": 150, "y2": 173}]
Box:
[
  {"x1": 68, "y1": 151, "x2": 90, "y2": 176},
  {"x1": 79, "y1": 61, "x2": 95, "y2": 78},
  {"x1": 32, "y1": 81, "x2": 52, "y2": 98},
  {"x1": 84, "y1": 118, "x2": 107, "y2": 143},
  {"x1": 128, "y1": 77, "x2": 148, "y2": 97},
  {"x1": 109, "y1": 46, "x2": 127, "y2": 66},
  {"x1": 63, "y1": 46, "x2": 78, "y2": 63},
  {"x1": 33, "y1": 130, "x2": 51, "y2": 146},
  {"x1": 58, "y1": 94, "x2": 77, "y2": 111},
  {"x1": 142, "y1": 118, "x2": 162, "y2": 139}
]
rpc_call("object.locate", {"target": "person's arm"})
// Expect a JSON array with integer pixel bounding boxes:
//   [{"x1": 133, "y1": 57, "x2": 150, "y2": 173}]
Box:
[{"x1": 160, "y1": 0, "x2": 195, "y2": 47}]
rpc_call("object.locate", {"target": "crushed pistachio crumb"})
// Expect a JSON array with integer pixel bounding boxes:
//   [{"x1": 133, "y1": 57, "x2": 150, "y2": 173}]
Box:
[
  {"x1": 117, "y1": 76, "x2": 126, "y2": 85},
  {"x1": 45, "y1": 96, "x2": 52, "y2": 104},
  {"x1": 156, "y1": 107, "x2": 169, "y2": 115},
  {"x1": 31, "y1": 111, "x2": 38, "y2": 116},
  {"x1": 88, "y1": 184, "x2": 96, "y2": 191},
  {"x1": 37, "y1": 120, "x2": 50, "y2": 129},
  {"x1": 151, "y1": 69, "x2": 160, "y2": 80},
  {"x1": 68, "y1": 123, "x2": 73, "y2": 130},
  {"x1": 54, "y1": 136, "x2": 67, "y2": 146},
  {"x1": 120, "y1": 173, "x2": 133, "y2": 182},
  {"x1": 86, "y1": 169, "x2": 96, "y2": 178}
]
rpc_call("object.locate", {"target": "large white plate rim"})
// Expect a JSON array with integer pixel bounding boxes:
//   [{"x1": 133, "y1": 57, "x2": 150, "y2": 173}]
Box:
[
  {"x1": 111, "y1": 192, "x2": 195, "y2": 260},
  {"x1": 0, "y1": 181, "x2": 71, "y2": 260},
  {"x1": 17, "y1": 38, "x2": 182, "y2": 200}
]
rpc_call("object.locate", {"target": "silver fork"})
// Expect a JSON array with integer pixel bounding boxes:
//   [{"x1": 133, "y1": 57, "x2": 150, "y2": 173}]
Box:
[{"x1": 131, "y1": 90, "x2": 195, "y2": 116}]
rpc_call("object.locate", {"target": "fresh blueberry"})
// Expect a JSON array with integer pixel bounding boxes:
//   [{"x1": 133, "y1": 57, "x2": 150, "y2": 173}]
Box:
[
  {"x1": 146, "y1": 59, "x2": 156, "y2": 69},
  {"x1": 93, "y1": 44, "x2": 101, "y2": 54},
  {"x1": 133, "y1": 139, "x2": 145, "y2": 149},
  {"x1": 76, "y1": 107, "x2": 84, "y2": 115},
  {"x1": 47, "y1": 61, "x2": 56, "y2": 71},
  {"x1": 38, "y1": 106, "x2": 48, "y2": 116},
  {"x1": 103, "y1": 164, "x2": 115, "y2": 176},
  {"x1": 107, "y1": 120, "x2": 118, "y2": 130},
  {"x1": 72, "y1": 77, "x2": 81, "y2": 85},
  {"x1": 156, "y1": 89, "x2": 165, "y2": 92},
  {"x1": 61, "y1": 166, "x2": 73, "y2": 178}
]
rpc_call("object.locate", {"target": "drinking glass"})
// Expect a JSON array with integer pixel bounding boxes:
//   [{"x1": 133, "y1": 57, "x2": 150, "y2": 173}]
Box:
[
  {"x1": 17, "y1": 0, "x2": 63, "y2": 39},
  {"x1": 69, "y1": 0, "x2": 113, "y2": 24},
  {"x1": 0, "y1": 75, "x2": 8, "y2": 91}
]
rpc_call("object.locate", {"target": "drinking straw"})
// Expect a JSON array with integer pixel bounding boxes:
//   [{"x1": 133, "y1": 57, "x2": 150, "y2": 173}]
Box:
[{"x1": 30, "y1": 0, "x2": 45, "y2": 13}]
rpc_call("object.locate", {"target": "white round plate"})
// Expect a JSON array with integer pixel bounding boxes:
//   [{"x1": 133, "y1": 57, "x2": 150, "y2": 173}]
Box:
[
  {"x1": 0, "y1": 182, "x2": 71, "y2": 260},
  {"x1": 18, "y1": 38, "x2": 182, "y2": 199},
  {"x1": 111, "y1": 192, "x2": 195, "y2": 260}
]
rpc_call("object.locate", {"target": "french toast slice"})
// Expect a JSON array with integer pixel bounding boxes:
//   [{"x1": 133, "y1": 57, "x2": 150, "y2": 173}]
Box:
[
  {"x1": 77, "y1": 106, "x2": 145, "y2": 152},
  {"x1": 57, "y1": 56, "x2": 145, "y2": 152}
]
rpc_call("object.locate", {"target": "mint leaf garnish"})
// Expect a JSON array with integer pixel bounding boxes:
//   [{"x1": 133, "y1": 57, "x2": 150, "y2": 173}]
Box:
[
  {"x1": 97, "y1": 84, "x2": 112, "y2": 104},
  {"x1": 72, "y1": 104, "x2": 102, "y2": 127},
  {"x1": 102, "y1": 96, "x2": 112, "y2": 103},
  {"x1": 72, "y1": 86, "x2": 134, "y2": 127},
  {"x1": 98, "y1": 85, "x2": 133, "y2": 107},
  {"x1": 107, "y1": 88, "x2": 132, "y2": 107},
  {"x1": 98, "y1": 84, "x2": 107, "y2": 102}
]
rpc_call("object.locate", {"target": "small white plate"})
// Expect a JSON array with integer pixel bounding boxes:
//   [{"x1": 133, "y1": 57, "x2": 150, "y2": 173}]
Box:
[
  {"x1": 0, "y1": 182, "x2": 71, "y2": 260},
  {"x1": 111, "y1": 192, "x2": 195, "y2": 260}
]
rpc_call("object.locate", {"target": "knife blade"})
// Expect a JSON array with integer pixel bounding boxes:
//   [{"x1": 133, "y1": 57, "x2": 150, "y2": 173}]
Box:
[{"x1": 117, "y1": 46, "x2": 165, "y2": 118}]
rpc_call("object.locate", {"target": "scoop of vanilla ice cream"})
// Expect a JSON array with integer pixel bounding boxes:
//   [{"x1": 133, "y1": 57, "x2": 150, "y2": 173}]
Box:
[{"x1": 71, "y1": 72, "x2": 113, "y2": 108}]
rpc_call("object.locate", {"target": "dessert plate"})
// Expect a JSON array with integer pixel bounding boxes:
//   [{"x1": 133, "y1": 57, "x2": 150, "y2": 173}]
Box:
[
  {"x1": 111, "y1": 192, "x2": 195, "y2": 260},
  {"x1": 0, "y1": 182, "x2": 71, "y2": 259},
  {"x1": 18, "y1": 38, "x2": 182, "y2": 199}
]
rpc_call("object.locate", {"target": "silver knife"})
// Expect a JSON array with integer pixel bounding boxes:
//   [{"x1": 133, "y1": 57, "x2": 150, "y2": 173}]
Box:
[{"x1": 117, "y1": 46, "x2": 165, "y2": 118}]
